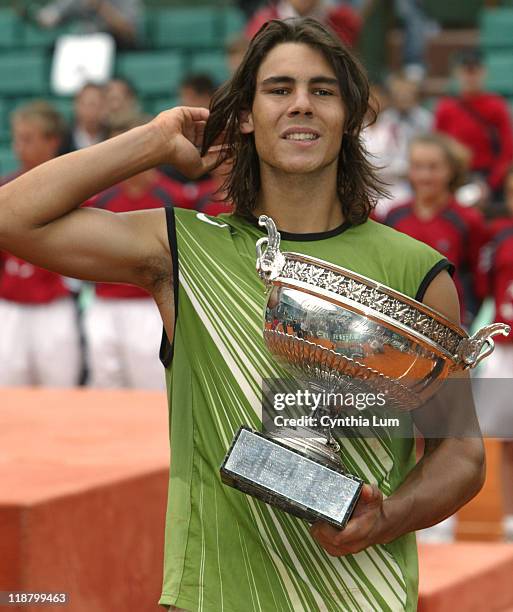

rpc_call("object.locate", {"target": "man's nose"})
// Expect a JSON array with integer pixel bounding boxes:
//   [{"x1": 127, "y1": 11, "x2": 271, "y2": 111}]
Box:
[{"x1": 287, "y1": 89, "x2": 313, "y2": 117}]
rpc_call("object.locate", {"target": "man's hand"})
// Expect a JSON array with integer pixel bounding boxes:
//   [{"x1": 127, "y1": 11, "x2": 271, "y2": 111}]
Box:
[
  {"x1": 310, "y1": 484, "x2": 386, "y2": 556},
  {"x1": 152, "y1": 107, "x2": 226, "y2": 179}
]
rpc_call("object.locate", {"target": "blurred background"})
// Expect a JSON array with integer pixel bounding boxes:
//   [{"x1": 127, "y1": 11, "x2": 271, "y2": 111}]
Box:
[{"x1": 1, "y1": 1, "x2": 513, "y2": 610}]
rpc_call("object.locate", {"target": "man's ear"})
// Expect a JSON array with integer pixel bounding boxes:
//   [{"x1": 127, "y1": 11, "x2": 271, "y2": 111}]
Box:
[{"x1": 239, "y1": 109, "x2": 254, "y2": 134}]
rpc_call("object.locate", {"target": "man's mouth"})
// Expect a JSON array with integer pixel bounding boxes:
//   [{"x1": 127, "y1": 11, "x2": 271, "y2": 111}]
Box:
[{"x1": 282, "y1": 132, "x2": 320, "y2": 141}]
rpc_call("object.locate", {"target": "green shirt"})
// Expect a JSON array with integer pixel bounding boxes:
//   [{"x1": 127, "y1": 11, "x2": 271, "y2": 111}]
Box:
[{"x1": 159, "y1": 209, "x2": 450, "y2": 612}]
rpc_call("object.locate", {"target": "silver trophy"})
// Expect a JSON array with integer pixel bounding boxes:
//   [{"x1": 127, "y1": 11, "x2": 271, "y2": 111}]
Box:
[{"x1": 220, "y1": 215, "x2": 510, "y2": 528}]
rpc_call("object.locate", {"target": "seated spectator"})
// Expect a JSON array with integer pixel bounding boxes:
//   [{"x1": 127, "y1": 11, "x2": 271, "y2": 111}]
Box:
[
  {"x1": 363, "y1": 72, "x2": 432, "y2": 219},
  {"x1": 62, "y1": 82, "x2": 106, "y2": 153},
  {"x1": 37, "y1": 0, "x2": 141, "y2": 49},
  {"x1": 104, "y1": 77, "x2": 140, "y2": 125},
  {"x1": 476, "y1": 165, "x2": 513, "y2": 542},
  {"x1": 435, "y1": 49, "x2": 513, "y2": 204},
  {"x1": 0, "y1": 101, "x2": 81, "y2": 387},
  {"x1": 384, "y1": 133, "x2": 487, "y2": 327},
  {"x1": 159, "y1": 75, "x2": 222, "y2": 213},
  {"x1": 246, "y1": 0, "x2": 362, "y2": 47},
  {"x1": 83, "y1": 114, "x2": 181, "y2": 390}
]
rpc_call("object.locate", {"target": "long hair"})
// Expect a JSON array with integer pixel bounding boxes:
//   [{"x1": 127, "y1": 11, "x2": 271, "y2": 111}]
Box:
[{"x1": 202, "y1": 18, "x2": 387, "y2": 224}]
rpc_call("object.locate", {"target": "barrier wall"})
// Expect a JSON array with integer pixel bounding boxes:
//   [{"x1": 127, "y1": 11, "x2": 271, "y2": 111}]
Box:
[{"x1": 1, "y1": 388, "x2": 513, "y2": 611}]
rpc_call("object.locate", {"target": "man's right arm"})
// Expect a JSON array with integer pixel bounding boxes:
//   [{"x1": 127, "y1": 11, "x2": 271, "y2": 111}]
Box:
[{"x1": 0, "y1": 107, "x2": 217, "y2": 292}]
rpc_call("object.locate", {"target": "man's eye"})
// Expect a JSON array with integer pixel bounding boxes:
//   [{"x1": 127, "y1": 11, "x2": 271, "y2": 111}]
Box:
[
  {"x1": 314, "y1": 89, "x2": 333, "y2": 96},
  {"x1": 271, "y1": 88, "x2": 289, "y2": 95}
]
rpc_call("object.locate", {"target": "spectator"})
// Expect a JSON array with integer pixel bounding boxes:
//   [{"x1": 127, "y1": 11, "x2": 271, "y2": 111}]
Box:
[
  {"x1": 159, "y1": 74, "x2": 222, "y2": 213},
  {"x1": 435, "y1": 48, "x2": 513, "y2": 203},
  {"x1": 363, "y1": 72, "x2": 432, "y2": 219},
  {"x1": 0, "y1": 101, "x2": 81, "y2": 387},
  {"x1": 62, "y1": 82, "x2": 106, "y2": 153},
  {"x1": 246, "y1": 0, "x2": 362, "y2": 47},
  {"x1": 384, "y1": 133, "x2": 487, "y2": 327},
  {"x1": 476, "y1": 166, "x2": 513, "y2": 542},
  {"x1": 104, "y1": 77, "x2": 140, "y2": 125},
  {"x1": 83, "y1": 114, "x2": 178, "y2": 389},
  {"x1": 37, "y1": 0, "x2": 141, "y2": 49}
]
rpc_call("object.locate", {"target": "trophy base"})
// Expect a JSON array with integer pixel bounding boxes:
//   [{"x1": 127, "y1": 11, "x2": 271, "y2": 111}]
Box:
[{"x1": 220, "y1": 426, "x2": 363, "y2": 529}]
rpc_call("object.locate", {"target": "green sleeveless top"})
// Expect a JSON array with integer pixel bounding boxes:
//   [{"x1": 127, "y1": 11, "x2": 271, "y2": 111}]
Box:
[{"x1": 158, "y1": 208, "x2": 451, "y2": 612}]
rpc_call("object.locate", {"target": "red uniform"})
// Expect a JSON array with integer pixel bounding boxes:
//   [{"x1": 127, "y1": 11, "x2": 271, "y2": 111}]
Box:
[
  {"x1": 384, "y1": 198, "x2": 487, "y2": 323},
  {"x1": 0, "y1": 171, "x2": 71, "y2": 303},
  {"x1": 434, "y1": 93, "x2": 513, "y2": 191},
  {"x1": 480, "y1": 217, "x2": 513, "y2": 343}
]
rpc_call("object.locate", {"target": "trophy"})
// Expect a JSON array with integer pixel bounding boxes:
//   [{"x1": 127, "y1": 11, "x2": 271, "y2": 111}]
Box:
[{"x1": 220, "y1": 215, "x2": 510, "y2": 529}]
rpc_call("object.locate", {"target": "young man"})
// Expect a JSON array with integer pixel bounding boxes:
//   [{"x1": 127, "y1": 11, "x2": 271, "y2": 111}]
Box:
[{"x1": 0, "y1": 19, "x2": 484, "y2": 611}]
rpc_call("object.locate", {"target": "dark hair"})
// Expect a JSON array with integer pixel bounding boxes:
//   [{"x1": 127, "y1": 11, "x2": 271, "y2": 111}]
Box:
[
  {"x1": 75, "y1": 81, "x2": 104, "y2": 100},
  {"x1": 202, "y1": 18, "x2": 386, "y2": 224},
  {"x1": 181, "y1": 74, "x2": 217, "y2": 96}
]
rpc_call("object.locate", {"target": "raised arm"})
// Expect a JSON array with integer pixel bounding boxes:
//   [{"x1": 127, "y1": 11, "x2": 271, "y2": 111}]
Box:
[{"x1": 0, "y1": 107, "x2": 218, "y2": 291}]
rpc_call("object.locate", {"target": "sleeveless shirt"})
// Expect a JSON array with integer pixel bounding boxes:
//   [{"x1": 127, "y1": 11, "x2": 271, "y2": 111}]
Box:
[{"x1": 158, "y1": 208, "x2": 451, "y2": 612}]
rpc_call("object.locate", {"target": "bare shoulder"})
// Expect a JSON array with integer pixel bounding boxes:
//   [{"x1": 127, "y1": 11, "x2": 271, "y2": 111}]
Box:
[{"x1": 421, "y1": 269, "x2": 460, "y2": 326}]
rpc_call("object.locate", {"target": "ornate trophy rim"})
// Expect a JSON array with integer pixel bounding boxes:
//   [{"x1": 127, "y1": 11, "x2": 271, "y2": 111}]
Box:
[
  {"x1": 277, "y1": 252, "x2": 464, "y2": 361},
  {"x1": 256, "y1": 215, "x2": 510, "y2": 369}
]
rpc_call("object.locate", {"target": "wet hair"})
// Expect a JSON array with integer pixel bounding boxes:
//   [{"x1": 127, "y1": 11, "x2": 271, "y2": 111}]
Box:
[
  {"x1": 410, "y1": 133, "x2": 471, "y2": 192},
  {"x1": 202, "y1": 17, "x2": 387, "y2": 224},
  {"x1": 11, "y1": 100, "x2": 67, "y2": 140}
]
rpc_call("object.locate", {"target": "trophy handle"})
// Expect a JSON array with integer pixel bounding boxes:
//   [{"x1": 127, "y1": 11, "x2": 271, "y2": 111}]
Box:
[
  {"x1": 454, "y1": 323, "x2": 510, "y2": 369},
  {"x1": 256, "y1": 215, "x2": 286, "y2": 284}
]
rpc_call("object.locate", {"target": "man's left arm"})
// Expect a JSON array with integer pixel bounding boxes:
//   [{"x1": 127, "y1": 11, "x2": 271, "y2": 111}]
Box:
[{"x1": 311, "y1": 270, "x2": 485, "y2": 556}]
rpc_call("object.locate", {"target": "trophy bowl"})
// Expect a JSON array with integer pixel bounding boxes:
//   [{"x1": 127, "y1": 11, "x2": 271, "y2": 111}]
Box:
[{"x1": 257, "y1": 215, "x2": 510, "y2": 411}]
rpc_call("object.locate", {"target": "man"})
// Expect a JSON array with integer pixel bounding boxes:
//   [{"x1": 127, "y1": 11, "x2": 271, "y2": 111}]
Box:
[
  {"x1": 0, "y1": 19, "x2": 484, "y2": 611},
  {"x1": 434, "y1": 48, "x2": 513, "y2": 202},
  {"x1": 0, "y1": 101, "x2": 80, "y2": 386},
  {"x1": 62, "y1": 82, "x2": 106, "y2": 153}
]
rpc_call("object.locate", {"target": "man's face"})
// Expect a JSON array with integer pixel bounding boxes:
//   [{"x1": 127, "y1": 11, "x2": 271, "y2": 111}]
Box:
[
  {"x1": 105, "y1": 80, "x2": 136, "y2": 116},
  {"x1": 408, "y1": 143, "x2": 452, "y2": 200},
  {"x1": 241, "y1": 43, "x2": 345, "y2": 177},
  {"x1": 12, "y1": 118, "x2": 60, "y2": 170},
  {"x1": 456, "y1": 64, "x2": 485, "y2": 95}
]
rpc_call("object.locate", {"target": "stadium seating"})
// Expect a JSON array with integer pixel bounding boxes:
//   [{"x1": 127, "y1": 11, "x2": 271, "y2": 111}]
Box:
[
  {"x1": 484, "y1": 52, "x2": 513, "y2": 96},
  {"x1": 480, "y1": 8, "x2": 513, "y2": 49},
  {"x1": 0, "y1": 8, "x2": 21, "y2": 48},
  {"x1": 190, "y1": 51, "x2": 229, "y2": 85},
  {"x1": 0, "y1": 53, "x2": 49, "y2": 96},
  {"x1": 0, "y1": 147, "x2": 17, "y2": 176},
  {"x1": 151, "y1": 8, "x2": 220, "y2": 49},
  {"x1": 116, "y1": 51, "x2": 185, "y2": 96}
]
